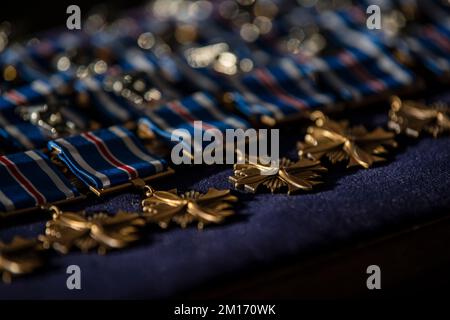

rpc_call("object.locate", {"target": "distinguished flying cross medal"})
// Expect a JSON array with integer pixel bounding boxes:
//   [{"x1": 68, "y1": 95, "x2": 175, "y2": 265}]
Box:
[
  {"x1": 229, "y1": 157, "x2": 327, "y2": 195},
  {"x1": 39, "y1": 206, "x2": 146, "y2": 255},
  {"x1": 0, "y1": 237, "x2": 43, "y2": 283},
  {"x1": 142, "y1": 187, "x2": 238, "y2": 229},
  {"x1": 298, "y1": 111, "x2": 397, "y2": 169},
  {"x1": 389, "y1": 96, "x2": 450, "y2": 138}
]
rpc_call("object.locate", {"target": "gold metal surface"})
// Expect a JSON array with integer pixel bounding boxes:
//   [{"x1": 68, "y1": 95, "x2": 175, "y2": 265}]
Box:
[
  {"x1": 0, "y1": 237, "x2": 43, "y2": 283},
  {"x1": 389, "y1": 96, "x2": 450, "y2": 138},
  {"x1": 142, "y1": 187, "x2": 237, "y2": 229},
  {"x1": 298, "y1": 111, "x2": 397, "y2": 169},
  {"x1": 39, "y1": 206, "x2": 146, "y2": 255},
  {"x1": 229, "y1": 157, "x2": 326, "y2": 194}
]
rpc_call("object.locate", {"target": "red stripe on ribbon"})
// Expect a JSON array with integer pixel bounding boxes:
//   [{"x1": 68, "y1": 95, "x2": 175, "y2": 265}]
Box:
[
  {"x1": 254, "y1": 68, "x2": 306, "y2": 110},
  {"x1": 82, "y1": 132, "x2": 138, "y2": 179},
  {"x1": 6, "y1": 90, "x2": 27, "y2": 105},
  {"x1": 424, "y1": 26, "x2": 450, "y2": 53},
  {"x1": 166, "y1": 101, "x2": 217, "y2": 131},
  {"x1": 339, "y1": 51, "x2": 385, "y2": 92},
  {"x1": 0, "y1": 156, "x2": 46, "y2": 205}
]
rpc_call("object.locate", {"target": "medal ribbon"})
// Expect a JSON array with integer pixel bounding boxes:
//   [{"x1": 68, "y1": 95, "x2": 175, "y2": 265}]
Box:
[
  {"x1": 0, "y1": 108, "x2": 48, "y2": 150},
  {"x1": 48, "y1": 126, "x2": 167, "y2": 190},
  {"x1": 0, "y1": 150, "x2": 78, "y2": 212},
  {"x1": 138, "y1": 91, "x2": 251, "y2": 151}
]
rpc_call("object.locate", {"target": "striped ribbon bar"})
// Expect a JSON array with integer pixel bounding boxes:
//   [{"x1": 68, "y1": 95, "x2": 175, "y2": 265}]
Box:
[
  {"x1": 0, "y1": 45, "x2": 45, "y2": 89},
  {"x1": 0, "y1": 97, "x2": 91, "y2": 154},
  {"x1": 138, "y1": 91, "x2": 251, "y2": 153},
  {"x1": 0, "y1": 73, "x2": 73, "y2": 110},
  {"x1": 0, "y1": 108, "x2": 48, "y2": 151},
  {"x1": 0, "y1": 150, "x2": 79, "y2": 213},
  {"x1": 291, "y1": 54, "x2": 361, "y2": 102},
  {"x1": 75, "y1": 74, "x2": 136, "y2": 124},
  {"x1": 222, "y1": 3, "x2": 413, "y2": 126},
  {"x1": 230, "y1": 42, "x2": 413, "y2": 125},
  {"x1": 323, "y1": 4, "x2": 449, "y2": 79},
  {"x1": 229, "y1": 59, "x2": 335, "y2": 125},
  {"x1": 0, "y1": 32, "x2": 80, "y2": 109},
  {"x1": 405, "y1": 23, "x2": 450, "y2": 77},
  {"x1": 0, "y1": 31, "x2": 136, "y2": 124},
  {"x1": 318, "y1": 10, "x2": 414, "y2": 88},
  {"x1": 17, "y1": 32, "x2": 87, "y2": 73},
  {"x1": 48, "y1": 126, "x2": 167, "y2": 193},
  {"x1": 322, "y1": 46, "x2": 412, "y2": 97},
  {"x1": 76, "y1": 50, "x2": 180, "y2": 125},
  {"x1": 115, "y1": 46, "x2": 181, "y2": 99}
]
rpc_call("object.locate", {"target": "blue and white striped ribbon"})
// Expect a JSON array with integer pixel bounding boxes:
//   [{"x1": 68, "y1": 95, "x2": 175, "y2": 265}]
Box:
[
  {"x1": 230, "y1": 60, "x2": 335, "y2": 122},
  {"x1": 138, "y1": 91, "x2": 251, "y2": 151},
  {"x1": 326, "y1": 46, "x2": 412, "y2": 95},
  {"x1": 0, "y1": 73, "x2": 73, "y2": 110},
  {"x1": 0, "y1": 30, "x2": 86, "y2": 110},
  {"x1": 48, "y1": 126, "x2": 167, "y2": 190},
  {"x1": 405, "y1": 23, "x2": 450, "y2": 77},
  {"x1": 0, "y1": 108, "x2": 48, "y2": 150},
  {"x1": 0, "y1": 92, "x2": 90, "y2": 153},
  {"x1": 75, "y1": 74, "x2": 135, "y2": 124},
  {"x1": 114, "y1": 44, "x2": 181, "y2": 99},
  {"x1": 0, "y1": 45, "x2": 49, "y2": 85},
  {"x1": 292, "y1": 54, "x2": 362, "y2": 102},
  {"x1": 0, "y1": 150, "x2": 78, "y2": 212},
  {"x1": 319, "y1": 2, "x2": 450, "y2": 80},
  {"x1": 319, "y1": 10, "x2": 414, "y2": 87},
  {"x1": 230, "y1": 43, "x2": 413, "y2": 123},
  {"x1": 324, "y1": 3, "x2": 449, "y2": 79}
]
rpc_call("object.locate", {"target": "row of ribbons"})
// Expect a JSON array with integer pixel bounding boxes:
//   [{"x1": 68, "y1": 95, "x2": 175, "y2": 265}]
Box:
[
  {"x1": 0, "y1": 0, "x2": 449, "y2": 213},
  {"x1": 0, "y1": 126, "x2": 167, "y2": 212}
]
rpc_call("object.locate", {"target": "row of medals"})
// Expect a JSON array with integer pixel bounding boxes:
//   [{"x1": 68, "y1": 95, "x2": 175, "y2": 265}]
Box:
[{"x1": 1, "y1": 0, "x2": 450, "y2": 283}]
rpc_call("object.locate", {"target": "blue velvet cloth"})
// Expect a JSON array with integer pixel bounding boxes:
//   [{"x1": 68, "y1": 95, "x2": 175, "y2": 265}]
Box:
[{"x1": 1, "y1": 106, "x2": 450, "y2": 299}]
